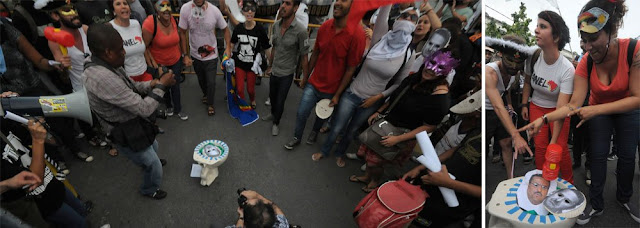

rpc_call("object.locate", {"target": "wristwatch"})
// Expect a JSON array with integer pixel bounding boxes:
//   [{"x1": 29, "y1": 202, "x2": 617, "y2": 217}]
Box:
[{"x1": 542, "y1": 114, "x2": 549, "y2": 125}]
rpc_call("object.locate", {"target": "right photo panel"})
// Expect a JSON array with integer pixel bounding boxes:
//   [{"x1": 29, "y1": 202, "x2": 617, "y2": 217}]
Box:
[{"x1": 484, "y1": 0, "x2": 640, "y2": 227}]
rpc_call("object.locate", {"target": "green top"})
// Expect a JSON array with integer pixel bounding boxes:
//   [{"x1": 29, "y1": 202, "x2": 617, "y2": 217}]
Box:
[{"x1": 270, "y1": 19, "x2": 310, "y2": 77}]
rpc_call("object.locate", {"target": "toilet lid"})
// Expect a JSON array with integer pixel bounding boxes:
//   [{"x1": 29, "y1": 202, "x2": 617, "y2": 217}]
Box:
[{"x1": 194, "y1": 140, "x2": 229, "y2": 165}]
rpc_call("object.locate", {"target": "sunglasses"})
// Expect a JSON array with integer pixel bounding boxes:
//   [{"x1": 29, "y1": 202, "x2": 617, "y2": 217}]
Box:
[
  {"x1": 399, "y1": 12, "x2": 418, "y2": 22},
  {"x1": 242, "y1": 5, "x2": 257, "y2": 12}
]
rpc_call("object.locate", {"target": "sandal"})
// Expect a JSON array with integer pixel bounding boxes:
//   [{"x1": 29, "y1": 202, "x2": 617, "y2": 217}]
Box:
[
  {"x1": 349, "y1": 175, "x2": 369, "y2": 183},
  {"x1": 201, "y1": 96, "x2": 207, "y2": 104},
  {"x1": 361, "y1": 186, "x2": 376, "y2": 193},
  {"x1": 207, "y1": 106, "x2": 215, "y2": 116},
  {"x1": 311, "y1": 153, "x2": 324, "y2": 161},
  {"x1": 336, "y1": 157, "x2": 346, "y2": 168},
  {"x1": 319, "y1": 126, "x2": 330, "y2": 134},
  {"x1": 108, "y1": 148, "x2": 118, "y2": 157},
  {"x1": 251, "y1": 103, "x2": 256, "y2": 110}
]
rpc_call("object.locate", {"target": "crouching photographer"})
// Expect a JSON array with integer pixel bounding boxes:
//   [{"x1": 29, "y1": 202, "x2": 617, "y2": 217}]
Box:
[{"x1": 229, "y1": 189, "x2": 290, "y2": 228}]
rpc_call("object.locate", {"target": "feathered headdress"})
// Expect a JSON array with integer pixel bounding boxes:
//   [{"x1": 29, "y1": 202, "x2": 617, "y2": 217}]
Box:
[{"x1": 485, "y1": 36, "x2": 538, "y2": 62}]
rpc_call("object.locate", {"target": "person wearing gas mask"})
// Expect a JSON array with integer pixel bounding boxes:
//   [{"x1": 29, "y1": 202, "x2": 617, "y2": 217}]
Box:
[
  {"x1": 350, "y1": 50, "x2": 457, "y2": 193},
  {"x1": 317, "y1": 5, "x2": 416, "y2": 168},
  {"x1": 485, "y1": 35, "x2": 534, "y2": 180}
]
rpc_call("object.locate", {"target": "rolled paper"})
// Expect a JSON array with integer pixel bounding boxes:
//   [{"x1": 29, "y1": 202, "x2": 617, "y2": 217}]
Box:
[{"x1": 415, "y1": 131, "x2": 460, "y2": 207}]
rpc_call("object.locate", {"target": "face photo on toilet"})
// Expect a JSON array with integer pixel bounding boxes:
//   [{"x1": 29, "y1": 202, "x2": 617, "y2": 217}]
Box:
[
  {"x1": 543, "y1": 188, "x2": 586, "y2": 215},
  {"x1": 517, "y1": 169, "x2": 557, "y2": 215}
]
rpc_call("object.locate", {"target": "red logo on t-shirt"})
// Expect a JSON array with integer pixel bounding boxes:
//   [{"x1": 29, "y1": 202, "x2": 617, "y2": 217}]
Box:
[
  {"x1": 548, "y1": 80, "x2": 558, "y2": 92},
  {"x1": 135, "y1": 36, "x2": 142, "y2": 44}
]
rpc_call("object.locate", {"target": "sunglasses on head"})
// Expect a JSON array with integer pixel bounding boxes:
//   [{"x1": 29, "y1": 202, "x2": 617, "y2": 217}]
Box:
[{"x1": 400, "y1": 12, "x2": 418, "y2": 22}]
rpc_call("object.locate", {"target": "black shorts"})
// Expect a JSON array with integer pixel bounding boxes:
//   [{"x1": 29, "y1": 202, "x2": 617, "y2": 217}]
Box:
[{"x1": 485, "y1": 110, "x2": 510, "y2": 145}]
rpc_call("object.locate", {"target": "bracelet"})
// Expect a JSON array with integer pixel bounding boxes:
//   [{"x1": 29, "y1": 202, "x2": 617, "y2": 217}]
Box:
[
  {"x1": 542, "y1": 114, "x2": 549, "y2": 125},
  {"x1": 520, "y1": 103, "x2": 528, "y2": 108},
  {"x1": 148, "y1": 92, "x2": 165, "y2": 103},
  {"x1": 565, "y1": 104, "x2": 575, "y2": 112},
  {"x1": 154, "y1": 83, "x2": 168, "y2": 91},
  {"x1": 238, "y1": 216, "x2": 243, "y2": 220}
]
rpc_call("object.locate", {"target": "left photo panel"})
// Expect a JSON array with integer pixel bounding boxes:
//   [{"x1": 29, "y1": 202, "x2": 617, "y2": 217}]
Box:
[{"x1": 0, "y1": 0, "x2": 483, "y2": 227}]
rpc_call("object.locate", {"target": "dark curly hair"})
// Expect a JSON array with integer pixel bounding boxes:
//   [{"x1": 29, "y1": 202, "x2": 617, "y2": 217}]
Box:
[
  {"x1": 579, "y1": 0, "x2": 627, "y2": 35},
  {"x1": 243, "y1": 201, "x2": 276, "y2": 228},
  {"x1": 538, "y1": 11, "x2": 570, "y2": 51}
]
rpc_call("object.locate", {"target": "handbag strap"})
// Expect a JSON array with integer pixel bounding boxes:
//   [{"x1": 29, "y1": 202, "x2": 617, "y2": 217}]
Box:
[{"x1": 383, "y1": 84, "x2": 411, "y2": 116}]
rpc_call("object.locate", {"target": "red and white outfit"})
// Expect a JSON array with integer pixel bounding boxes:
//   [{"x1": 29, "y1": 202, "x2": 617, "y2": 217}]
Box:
[
  {"x1": 528, "y1": 51, "x2": 575, "y2": 183},
  {"x1": 110, "y1": 19, "x2": 151, "y2": 82}
]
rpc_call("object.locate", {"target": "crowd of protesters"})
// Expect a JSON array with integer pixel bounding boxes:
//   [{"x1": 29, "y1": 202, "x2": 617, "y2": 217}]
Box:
[{"x1": 1, "y1": 0, "x2": 482, "y2": 227}]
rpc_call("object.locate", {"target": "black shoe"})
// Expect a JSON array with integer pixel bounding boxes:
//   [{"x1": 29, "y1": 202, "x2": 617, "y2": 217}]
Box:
[
  {"x1": 158, "y1": 127, "x2": 165, "y2": 134},
  {"x1": 145, "y1": 189, "x2": 167, "y2": 200},
  {"x1": 523, "y1": 156, "x2": 532, "y2": 165},
  {"x1": 160, "y1": 159, "x2": 167, "y2": 166}
]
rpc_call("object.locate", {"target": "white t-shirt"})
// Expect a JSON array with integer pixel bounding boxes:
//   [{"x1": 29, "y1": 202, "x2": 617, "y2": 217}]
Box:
[
  {"x1": 67, "y1": 28, "x2": 91, "y2": 91},
  {"x1": 529, "y1": 51, "x2": 575, "y2": 108},
  {"x1": 434, "y1": 121, "x2": 467, "y2": 155},
  {"x1": 485, "y1": 62, "x2": 515, "y2": 110},
  {"x1": 110, "y1": 19, "x2": 147, "y2": 76}
]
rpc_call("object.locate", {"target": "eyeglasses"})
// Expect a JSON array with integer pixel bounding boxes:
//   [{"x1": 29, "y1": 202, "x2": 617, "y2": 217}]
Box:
[
  {"x1": 399, "y1": 12, "x2": 418, "y2": 22},
  {"x1": 242, "y1": 5, "x2": 257, "y2": 12},
  {"x1": 529, "y1": 182, "x2": 549, "y2": 190}
]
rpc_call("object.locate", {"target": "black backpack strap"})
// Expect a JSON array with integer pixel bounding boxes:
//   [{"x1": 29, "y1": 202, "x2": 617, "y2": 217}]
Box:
[
  {"x1": 627, "y1": 39, "x2": 637, "y2": 68},
  {"x1": 529, "y1": 48, "x2": 542, "y2": 75},
  {"x1": 149, "y1": 13, "x2": 158, "y2": 47}
]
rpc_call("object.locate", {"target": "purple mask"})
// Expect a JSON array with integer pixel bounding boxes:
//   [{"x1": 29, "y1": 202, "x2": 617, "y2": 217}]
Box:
[{"x1": 424, "y1": 51, "x2": 459, "y2": 77}]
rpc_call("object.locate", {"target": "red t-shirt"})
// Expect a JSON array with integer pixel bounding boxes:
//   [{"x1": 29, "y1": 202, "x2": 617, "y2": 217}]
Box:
[
  {"x1": 308, "y1": 19, "x2": 366, "y2": 94},
  {"x1": 142, "y1": 15, "x2": 181, "y2": 66},
  {"x1": 576, "y1": 38, "x2": 639, "y2": 105}
]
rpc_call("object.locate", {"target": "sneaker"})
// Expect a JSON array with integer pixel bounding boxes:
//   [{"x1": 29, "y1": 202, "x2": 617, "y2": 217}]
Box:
[
  {"x1": 272, "y1": 124, "x2": 279, "y2": 136},
  {"x1": 145, "y1": 189, "x2": 167, "y2": 200},
  {"x1": 177, "y1": 113, "x2": 189, "y2": 121},
  {"x1": 166, "y1": 108, "x2": 174, "y2": 117},
  {"x1": 262, "y1": 114, "x2": 273, "y2": 121},
  {"x1": 607, "y1": 154, "x2": 618, "y2": 161},
  {"x1": 361, "y1": 163, "x2": 366, "y2": 172},
  {"x1": 158, "y1": 127, "x2": 165, "y2": 134},
  {"x1": 618, "y1": 200, "x2": 640, "y2": 223},
  {"x1": 58, "y1": 162, "x2": 70, "y2": 175},
  {"x1": 75, "y1": 132, "x2": 85, "y2": 139},
  {"x1": 576, "y1": 204, "x2": 603, "y2": 225},
  {"x1": 88, "y1": 136, "x2": 108, "y2": 147},
  {"x1": 76, "y1": 152, "x2": 94, "y2": 162},
  {"x1": 491, "y1": 154, "x2": 501, "y2": 163},
  {"x1": 284, "y1": 138, "x2": 300, "y2": 150},
  {"x1": 523, "y1": 156, "x2": 533, "y2": 165},
  {"x1": 585, "y1": 170, "x2": 591, "y2": 186},
  {"x1": 346, "y1": 153, "x2": 359, "y2": 160},
  {"x1": 160, "y1": 159, "x2": 167, "y2": 166},
  {"x1": 306, "y1": 131, "x2": 318, "y2": 145},
  {"x1": 265, "y1": 98, "x2": 271, "y2": 106},
  {"x1": 84, "y1": 200, "x2": 94, "y2": 215}
]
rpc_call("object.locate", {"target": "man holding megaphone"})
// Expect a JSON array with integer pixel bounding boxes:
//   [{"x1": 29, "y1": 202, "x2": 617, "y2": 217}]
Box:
[{"x1": 83, "y1": 24, "x2": 176, "y2": 200}]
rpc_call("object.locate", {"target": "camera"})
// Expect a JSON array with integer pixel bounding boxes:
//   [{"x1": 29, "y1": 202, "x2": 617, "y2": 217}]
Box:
[
  {"x1": 443, "y1": 0, "x2": 464, "y2": 4},
  {"x1": 237, "y1": 188, "x2": 248, "y2": 207},
  {"x1": 155, "y1": 108, "x2": 168, "y2": 119}
]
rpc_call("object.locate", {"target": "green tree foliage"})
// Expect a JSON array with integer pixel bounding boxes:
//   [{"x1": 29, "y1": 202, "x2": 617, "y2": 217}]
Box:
[{"x1": 486, "y1": 2, "x2": 535, "y2": 46}]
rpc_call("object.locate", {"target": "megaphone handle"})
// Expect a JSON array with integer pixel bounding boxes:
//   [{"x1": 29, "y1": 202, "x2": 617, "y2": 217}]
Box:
[
  {"x1": 4, "y1": 111, "x2": 29, "y2": 125},
  {"x1": 59, "y1": 45, "x2": 68, "y2": 56}
]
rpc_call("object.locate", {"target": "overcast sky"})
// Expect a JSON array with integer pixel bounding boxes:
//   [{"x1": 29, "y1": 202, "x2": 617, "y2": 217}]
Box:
[{"x1": 485, "y1": 0, "x2": 639, "y2": 53}]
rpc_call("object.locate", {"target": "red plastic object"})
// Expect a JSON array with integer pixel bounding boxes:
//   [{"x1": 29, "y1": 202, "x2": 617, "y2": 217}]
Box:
[
  {"x1": 44, "y1": 27, "x2": 75, "y2": 47},
  {"x1": 543, "y1": 143, "x2": 563, "y2": 181},
  {"x1": 353, "y1": 180, "x2": 428, "y2": 228}
]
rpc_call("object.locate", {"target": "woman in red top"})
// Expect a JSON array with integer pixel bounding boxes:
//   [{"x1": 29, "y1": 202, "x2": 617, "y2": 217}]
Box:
[
  {"x1": 521, "y1": 0, "x2": 639, "y2": 225},
  {"x1": 142, "y1": 0, "x2": 188, "y2": 120}
]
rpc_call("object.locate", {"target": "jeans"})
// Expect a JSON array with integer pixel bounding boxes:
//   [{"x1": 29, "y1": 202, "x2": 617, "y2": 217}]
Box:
[
  {"x1": 571, "y1": 115, "x2": 591, "y2": 168},
  {"x1": 164, "y1": 58, "x2": 184, "y2": 113},
  {"x1": 588, "y1": 109, "x2": 639, "y2": 210},
  {"x1": 293, "y1": 84, "x2": 332, "y2": 139},
  {"x1": 530, "y1": 103, "x2": 573, "y2": 184},
  {"x1": 45, "y1": 189, "x2": 87, "y2": 228},
  {"x1": 320, "y1": 90, "x2": 382, "y2": 157},
  {"x1": 115, "y1": 140, "x2": 163, "y2": 195},
  {"x1": 193, "y1": 58, "x2": 217, "y2": 105},
  {"x1": 269, "y1": 74, "x2": 294, "y2": 125}
]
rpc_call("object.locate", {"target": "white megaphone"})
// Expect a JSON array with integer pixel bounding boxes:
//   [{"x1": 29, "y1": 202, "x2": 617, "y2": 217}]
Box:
[
  {"x1": 225, "y1": 0, "x2": 246, "y2": 23},
  {"x1": 0, "y1": 89, "x2": 93, "y2": 125},
  {"x1": 415, "y1": 131, "x2": 459, "y2": 207}
]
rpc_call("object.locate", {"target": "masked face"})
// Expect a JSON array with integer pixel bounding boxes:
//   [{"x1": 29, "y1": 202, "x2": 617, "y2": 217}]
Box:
[
  {"x1": 543, "y1": 189, "x2": 585, "y2": 214},
  {"x1": 392, "y1": 19, "x2": 416, "y2": 33},
  {"x1": 156, "y1": 0, "x2": 172, "y2": 13},
  {"x1": 501, "y1": 53, "x2": 525, "y2": 76},
  {"x1": 527, "y1": 176, "x2": 550, "y2": 205},
  {"x1": 423, "y1": 51, "x2": 459, "y2": 77},
  {"x1": 422, "y1": 31, "x2": 449, "y2": 57}
]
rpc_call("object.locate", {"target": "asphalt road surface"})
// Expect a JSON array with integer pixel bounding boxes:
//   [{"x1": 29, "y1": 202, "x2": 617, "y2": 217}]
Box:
[
  {"x1": 63, "y1": 72, "x2": 409, "y2": 227},
  {"x1": 485, "y1": 145, "x2": 640, "y2": 227}
]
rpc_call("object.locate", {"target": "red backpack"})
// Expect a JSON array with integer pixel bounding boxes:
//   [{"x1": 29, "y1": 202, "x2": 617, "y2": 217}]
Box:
[{"x1": 353, "y1": 180, "x2": 429, "y2": 228}]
